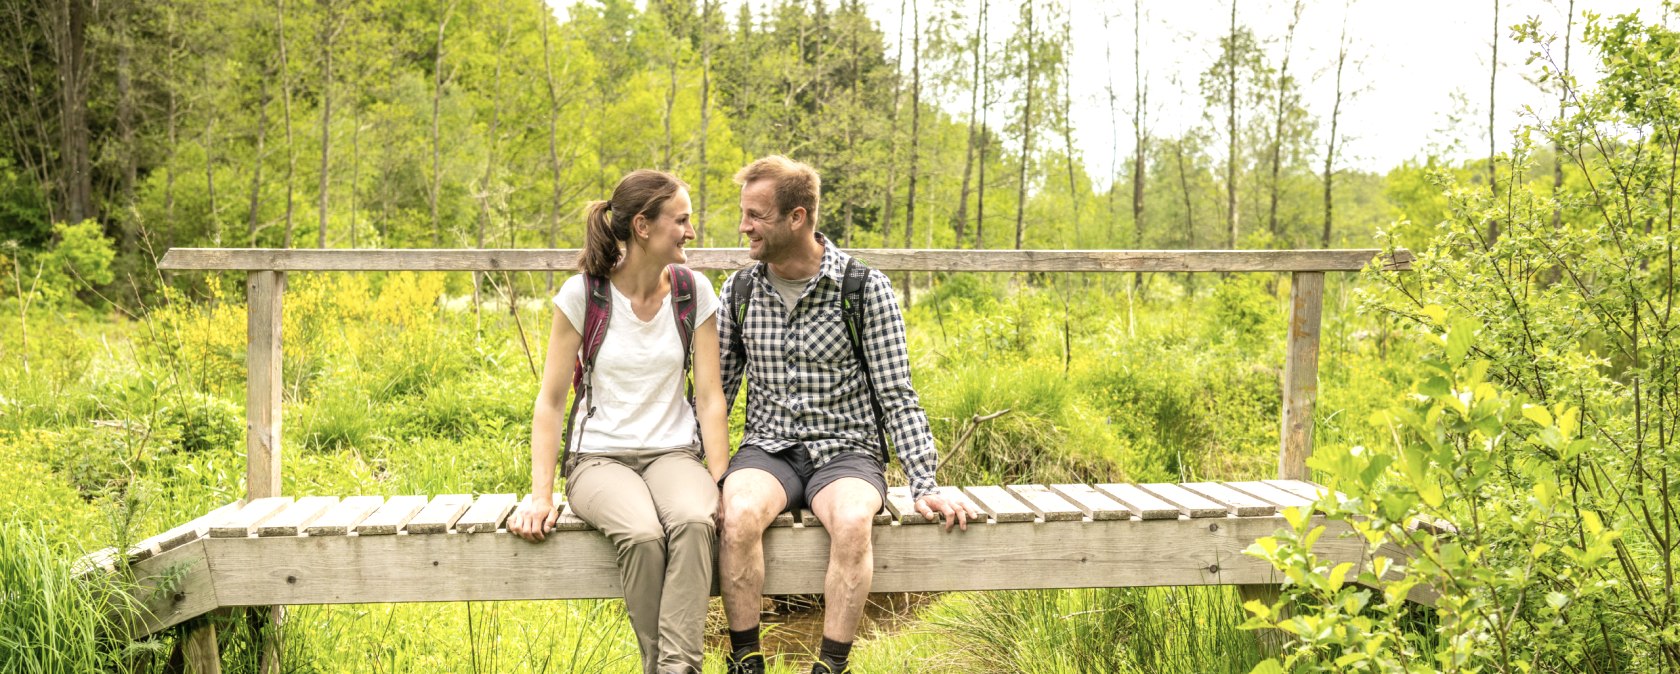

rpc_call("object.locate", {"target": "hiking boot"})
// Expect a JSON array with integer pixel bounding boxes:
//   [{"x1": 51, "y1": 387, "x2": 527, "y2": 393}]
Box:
[
  {"x1": 811, "y1": 660, "x2": 849, "y2": 674},
  {"x1": 726, "y1": 651, "x2": 765, "y2": 674}
]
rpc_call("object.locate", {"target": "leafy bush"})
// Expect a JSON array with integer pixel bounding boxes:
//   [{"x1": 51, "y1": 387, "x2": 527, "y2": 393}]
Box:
[
  {"x1": 1244, "y1": 8, "x2": 1680, "y2": 670},
  {"x1": 32, "y1": 220, "x2": 115, "y2": 306},
  {"x1": 155, "y1": 392, "x2": 243, "y2": 455}
]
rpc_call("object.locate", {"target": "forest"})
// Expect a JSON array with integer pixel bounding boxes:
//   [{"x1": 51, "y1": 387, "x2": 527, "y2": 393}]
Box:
[{"x1": 3, "y1": 0, "x2": 1679, "y2": 672}]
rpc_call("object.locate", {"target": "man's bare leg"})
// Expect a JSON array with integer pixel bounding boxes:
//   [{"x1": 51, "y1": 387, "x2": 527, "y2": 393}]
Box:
[
  {"x1": 719, "y1": 468, "x2": 787, "y2": 632},
  {"x1": 810, "y1": 478, "x2": 884, "y2": 648}
]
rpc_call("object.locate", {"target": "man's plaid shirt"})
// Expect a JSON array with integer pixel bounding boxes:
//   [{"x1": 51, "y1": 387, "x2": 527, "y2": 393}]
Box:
[{"x1": 719, "y1": 234, "x2": 940, "y2": 499}]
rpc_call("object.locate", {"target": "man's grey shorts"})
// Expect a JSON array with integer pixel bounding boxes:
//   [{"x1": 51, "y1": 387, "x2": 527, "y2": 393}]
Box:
[{"x1": 722, "y1": 444, "x2": 887, "y2": 511}]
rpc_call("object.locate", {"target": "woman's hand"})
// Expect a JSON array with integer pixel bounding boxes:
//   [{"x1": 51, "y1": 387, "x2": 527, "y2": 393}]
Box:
[{"x1": 509, "y1": 496, "x2": 559, "y2": 542}]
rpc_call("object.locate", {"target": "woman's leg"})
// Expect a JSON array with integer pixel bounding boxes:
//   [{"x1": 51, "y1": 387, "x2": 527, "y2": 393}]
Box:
[
  {"x1": 641, "y1": 450, "x2": 720, "y2": 674},
  {"x1": 566, "y1": 455, "x2": 668, "y2": 674}
]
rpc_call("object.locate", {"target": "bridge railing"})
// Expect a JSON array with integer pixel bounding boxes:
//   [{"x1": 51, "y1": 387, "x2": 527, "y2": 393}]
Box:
[{"x1": 157, "y1": 247, "x2": 1414, "y2": 505}]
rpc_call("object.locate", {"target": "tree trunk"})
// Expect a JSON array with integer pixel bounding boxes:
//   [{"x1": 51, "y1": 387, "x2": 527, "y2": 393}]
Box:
[
  {"x1": 698, "y1": 0, "x2": 715, "y2": 244},
  {"x1": 318, "y1": 0, "x2": 336, "y2": 249},
  {"x1": 977, "y1": 63, "x2": 990, "y2": 250},
  {"x1": 1225, "y1": 0, "x2": 1239, "y2": 249},
  {"x1": 663, "y1": 39, "x2": 677, "y2": 171},
  {"x1": 350, "y1": 98, "x2": 360, "y2": 248},
  {"x1": 431, "y1": 0, "x2": 452, "y2": 247},
  {"x1": 1322, "y1": 1, "x2": 1349, "y2": 248},
  {"x1": 205, "y1": 112, "x2": 220, "y2": 245},
  {"x1": 165, "y1": 39, "x2": 177, "y2": 237},
  {"x1": 277, "y1": 0, "x2": 297, "y2": 248},
  {"x1": 905, "y1": 0, "x2": 921, "y2": 250},
  {"x1": 1268, "y1": 1, "x2": 1302, "y2": 242},
  {"x1": 52, "y1": 0, "x2": 93, "y2": 225},
  {"x1": 954, "y1": 0, "x2": 986, "y2": 249},
  {"x1": 475, "y1": 0, "x2": 509, "y2": 312},
  {"x1": 843, "y1": 0, "x2": 863, "y2": 248},
  {"x1": 1102, "y1": 8, "x2": 1119, "y2": 249},
  {"x1": 116, "y1": 4, "x2": 137, "y2": 250},
  {"x1": 247, "y1": 64, "x2": 271, "y2": 243},
  {"x1": 541, "y1": 5, "x2": 564, "y2": 291},
  {"x1": 1060, "y1": 11, "x2": 1078, "y2": 247},
  {"x1": 881, "y1": 0, "x2": 907, "y2": 246},
  {"x1": 1131, "y1": 0, "x2": 1146, "y2": 286},
  {"x1": 1014, "y1": 0, "x2": 1037, "y2": 251},
  {"x1": 1176, "y1": 140, "x2": 1195, "y2": 249}
]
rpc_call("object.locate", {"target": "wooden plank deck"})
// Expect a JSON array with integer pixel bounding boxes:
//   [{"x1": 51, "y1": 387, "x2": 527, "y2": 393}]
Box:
[{"x1": 103, "y1": 481, "x2": 1429, "y2": 637}]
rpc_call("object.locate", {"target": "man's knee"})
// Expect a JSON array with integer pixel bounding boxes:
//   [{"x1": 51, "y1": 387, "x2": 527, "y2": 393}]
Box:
[
  {"x1": 825, "y1": 505, "x2": 875, "y2": 547},
  {"x1": 721, "y1": 471, "x2": 785, "y2": 535},
  {"x1": 813, "y1": 479, "x2": 881, "y2": 532}
]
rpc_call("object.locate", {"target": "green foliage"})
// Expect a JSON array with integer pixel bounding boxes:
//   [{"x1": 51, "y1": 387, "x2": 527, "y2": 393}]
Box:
[
  {"x1": 1242, "y1": 6, "x2": 1680, "y2": 670},
  {"x1": 8, "y1": 220, "x2": 117, "y2": 307}
]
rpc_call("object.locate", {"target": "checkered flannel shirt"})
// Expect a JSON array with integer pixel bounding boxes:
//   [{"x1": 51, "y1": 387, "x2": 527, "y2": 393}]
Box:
[{"x1": 719, "y1": 234, "x2": 940, "y2": 500}]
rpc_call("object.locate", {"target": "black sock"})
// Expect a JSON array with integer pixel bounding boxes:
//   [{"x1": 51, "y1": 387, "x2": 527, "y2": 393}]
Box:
[
  {"x1": 818, "y1": 637, "x2": 852, "y2": 669},
  {"x1": 729, "y1": 626, "x2": 760, "y2": 657}
]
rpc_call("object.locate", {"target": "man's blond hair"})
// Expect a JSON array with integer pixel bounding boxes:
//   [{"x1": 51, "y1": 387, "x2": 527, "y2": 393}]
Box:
[{"x1": 734, "y1": 155, "x2": 820, "y2": 227}]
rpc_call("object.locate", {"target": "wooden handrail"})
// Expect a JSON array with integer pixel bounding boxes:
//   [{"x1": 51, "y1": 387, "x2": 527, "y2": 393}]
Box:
[
  {"x1": 158, "y1": 247, "x2": 1414, "y2": 273},
  {"x1": 153, "y1": 247, "x2": 1414, "y2": 507}
]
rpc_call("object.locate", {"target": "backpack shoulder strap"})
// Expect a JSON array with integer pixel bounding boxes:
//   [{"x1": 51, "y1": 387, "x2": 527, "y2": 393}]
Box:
[
  {"x1": 839, "y1": 258, "x2": 891, "y2": 463},
  {"x1": 667, "y1": 264, "x2": 698, "y2": 390},
  {"x1": 727, "y1": 264, "x2": 760, "y2": 362},
  {"x1": 576, "y1": 274, "x2": 614, "y2": 379},
  {"x1": 561, "y1": 273, "x2": 613, "y2": 475}
]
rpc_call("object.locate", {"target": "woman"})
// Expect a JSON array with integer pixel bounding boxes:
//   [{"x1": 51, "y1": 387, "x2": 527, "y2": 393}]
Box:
[{"x1": 508, "y1": 169, "x2": 728, "y2": 674}]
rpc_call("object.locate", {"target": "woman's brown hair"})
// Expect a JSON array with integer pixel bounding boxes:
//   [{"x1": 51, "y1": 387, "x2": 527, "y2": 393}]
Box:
[{"x1": 579, "y1": 169, "x2": 689, "y2": 277}]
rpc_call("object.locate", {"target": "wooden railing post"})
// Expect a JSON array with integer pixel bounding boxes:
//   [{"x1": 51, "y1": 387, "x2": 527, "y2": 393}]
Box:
[
  {"x1": 1279, "y1": 271, "x2": 1324, "y2": 481},
  {"x1": 245, "y1": 269, "x2": 285, "y2": 674},
  {"x1": 247, "y1": 270, "x2": 284, "y2": 499}
]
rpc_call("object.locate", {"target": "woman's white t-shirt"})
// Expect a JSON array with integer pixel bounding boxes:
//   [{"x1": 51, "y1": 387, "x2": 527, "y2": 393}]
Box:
[{"x1": 552, "y1": 270, "x2": 719, "y2": 453}]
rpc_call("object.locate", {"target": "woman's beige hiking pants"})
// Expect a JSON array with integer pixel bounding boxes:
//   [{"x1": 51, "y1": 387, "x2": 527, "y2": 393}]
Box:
[{"x1": 566, "y1": 447, "x2": 718, "y2": 674}]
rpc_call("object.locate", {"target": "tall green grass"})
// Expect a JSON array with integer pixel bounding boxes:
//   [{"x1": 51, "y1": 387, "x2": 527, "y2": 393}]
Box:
[
  {"x1": 0, "y1": 527, "x2": 142, "y2": 673},
  {"x1": 853, "y1": 587, "x2": 1262, "y2": 674}
]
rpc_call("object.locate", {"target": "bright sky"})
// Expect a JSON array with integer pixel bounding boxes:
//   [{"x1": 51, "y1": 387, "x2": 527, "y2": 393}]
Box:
[{"x1": 554, "y1": 0, "x2": 1673, "y2": 181}]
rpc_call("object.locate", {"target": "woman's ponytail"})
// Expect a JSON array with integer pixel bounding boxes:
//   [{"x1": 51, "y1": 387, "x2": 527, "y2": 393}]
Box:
[{"x1": 579, "y1": 200, "x2": 621, "y2": 277}]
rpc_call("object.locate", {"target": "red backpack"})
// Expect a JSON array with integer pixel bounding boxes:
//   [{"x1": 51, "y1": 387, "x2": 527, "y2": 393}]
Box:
[{"x1": 560, "y1": 264, "x2": 699, "y2": 475}]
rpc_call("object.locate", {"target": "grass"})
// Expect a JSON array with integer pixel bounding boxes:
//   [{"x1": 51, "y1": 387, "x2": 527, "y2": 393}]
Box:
[
  {"x1": 0, "y1": 270, "x2": 1415, "y2": 672},
  {"x1": 0, "y1": 527, "x2": 146, "y2": 673}
]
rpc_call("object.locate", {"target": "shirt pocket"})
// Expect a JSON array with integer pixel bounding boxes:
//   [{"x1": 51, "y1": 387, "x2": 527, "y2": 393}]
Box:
[{"x1": 801, "y1": 306, "x2": 855, "y2": 368}]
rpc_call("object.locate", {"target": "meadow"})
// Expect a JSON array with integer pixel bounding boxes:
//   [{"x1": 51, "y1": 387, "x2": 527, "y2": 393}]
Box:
[{"x1": 0, "y1": 264, "x2": 1411, "y2": 673}]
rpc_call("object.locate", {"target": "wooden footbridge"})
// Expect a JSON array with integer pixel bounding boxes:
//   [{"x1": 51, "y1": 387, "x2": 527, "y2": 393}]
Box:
[{"x1": 89, "y1": 247, "x2": 1420, "y2": 668}]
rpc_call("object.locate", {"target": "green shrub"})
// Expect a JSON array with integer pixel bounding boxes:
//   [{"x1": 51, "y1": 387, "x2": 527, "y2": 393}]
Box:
[
  {"x1": 155, "y1": 392, "x2": 243, "y2": 455},
  {"x1": 31, "y1": 220, "x2": 115, "y2": 306},
  {"x1": 1245, "y1": 9, "x2": 1680, "y2": 658}
]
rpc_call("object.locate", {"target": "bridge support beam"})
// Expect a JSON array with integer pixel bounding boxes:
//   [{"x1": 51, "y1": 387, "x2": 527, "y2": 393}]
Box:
[
  {"x1": 1244, "y1": 270, "x2": 1329, "y2": 654},
  {"x1": 246, "y1": 270, "x2": 286, "y2": 674}
]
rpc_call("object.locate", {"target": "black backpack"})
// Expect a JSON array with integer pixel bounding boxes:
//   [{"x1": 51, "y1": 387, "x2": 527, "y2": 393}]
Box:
[{"x1": 728, "y1": 258, "x2": 891, "y2": 462}]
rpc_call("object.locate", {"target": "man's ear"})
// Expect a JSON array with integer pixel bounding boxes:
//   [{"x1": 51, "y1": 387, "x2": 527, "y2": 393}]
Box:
[{"x1": 788, "y1": 206, "x2": 807, "y2": 231}]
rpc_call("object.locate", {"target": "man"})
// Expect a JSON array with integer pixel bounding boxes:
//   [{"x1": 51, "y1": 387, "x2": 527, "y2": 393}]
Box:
[{"x1": 717, "y1": 155, "x2": 979, "y2": 674}]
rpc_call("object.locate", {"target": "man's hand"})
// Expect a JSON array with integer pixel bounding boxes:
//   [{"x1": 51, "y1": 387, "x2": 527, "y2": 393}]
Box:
[
  {"x1": 915, "y1": 492, "x2": 981, "y2": 532},
  {"x1": 508, "y1": 496, "x2": 560, "y2": 542}
]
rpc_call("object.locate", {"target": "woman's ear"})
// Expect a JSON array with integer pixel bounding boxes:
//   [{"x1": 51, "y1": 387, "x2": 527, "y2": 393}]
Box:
[{"x1": 631, "y1": 213, "x2": 650, "y2": 241}]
